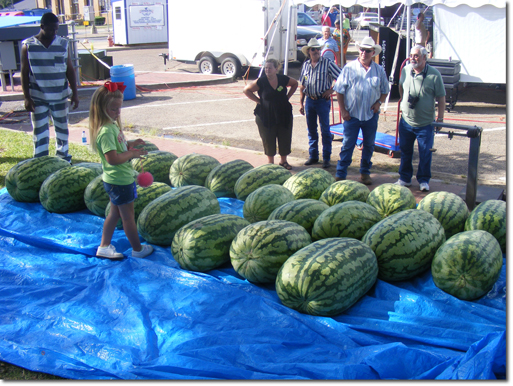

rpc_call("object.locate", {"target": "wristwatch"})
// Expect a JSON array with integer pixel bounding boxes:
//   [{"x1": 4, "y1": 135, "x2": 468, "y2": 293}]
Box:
[{"x1": 377, "y1": 101, "x2": 382, "y2": 105}]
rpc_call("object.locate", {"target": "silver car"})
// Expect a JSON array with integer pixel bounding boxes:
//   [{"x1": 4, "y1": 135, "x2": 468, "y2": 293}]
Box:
[{"x1": 352, "y1": 12, "x2": 384, "y2": 29}]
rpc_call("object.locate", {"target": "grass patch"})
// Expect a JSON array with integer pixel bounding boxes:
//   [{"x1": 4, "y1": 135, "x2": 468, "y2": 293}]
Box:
[{"x1": 0, "y1": 129, "x2": 100, "y2": 189}]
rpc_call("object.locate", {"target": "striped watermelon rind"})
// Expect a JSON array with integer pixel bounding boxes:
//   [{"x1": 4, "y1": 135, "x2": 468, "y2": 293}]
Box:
[
  {"x1": 242, "y1": 184, "x2": 296, "y2": 223},
  {"x1": 73, "y1": 162, "x2": 103, "y2": 177},
  {"x1": 132, "y1": 141, "x2": 159, "y2": 152},
  {"x1": 229, "y1": 220, "x2": 312, "y2": 283},
  {"x1": 282, "y1": 168, "x2": 335, "y2": 200},
  {"x1": 276, "y1": 237, "x2": 378, "y2": 316},
  {"x1": 268, "y1": 199, "x2": 329, "y2": 235},
  {"x1": 84, "y1": 174, "x2": 109, "y2": 217},
  {"x1": 131, "y1": 150, "x2": 178, "y2": 186},
  {"x1": 6, "y1": 156, "x2": 71, "y2": 202},
  {"x1": 234, "y1": 164, "x2": 292, "y2": 201},
  {"x1": 417, "y1": 191, "x2": 469, "y2": 239},
  {"x1": 366, "y1": 183, "x2": 416, "y2": 218},
  {"x1": 432, "y1": 230, "x2": 503, "y2": 300},
  {"x1": 172, "y1": 214, "x2": 250, "y2": 272},
  {"x1": 362, "y1": 209, "x2": 446, "y2": 282},
  {"x1": 105, "y1": 182, "x2": 173, "y2": 228},
  {"x1": 205, "y1": 159, "x2": 254, "y2": 198},
  {"x1": 319, "y1": 180, "x2": 370, "y2": 206},
  {"x1": 464, "y1": 199, "x2": 506, "y2": 253},
  {"x1": 169, "y1": 153, "x2": 221, "y2": 187},
  {"x1": 39, "y1": 166, "x2": 98, "y2": 213},
  {"x1": 312, "y1": 200, "x2": 382, "y2": 241},
  {"x1": 137, "y1": 185, "x2": 221, "y2": 245}
]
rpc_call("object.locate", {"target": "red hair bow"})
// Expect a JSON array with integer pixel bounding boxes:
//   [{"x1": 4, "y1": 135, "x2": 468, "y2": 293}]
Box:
[{"x1": 104, "y1": 81, "x2": 126, "y2": 93}]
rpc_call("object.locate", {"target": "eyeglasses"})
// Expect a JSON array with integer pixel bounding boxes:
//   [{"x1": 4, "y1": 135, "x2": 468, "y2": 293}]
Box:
[
  {"x1": 309, "y1": 48, "x2": 320, "y2": 52},
  {"x1": 360, "y1": 48, "x2": 373, "y2": 53}
]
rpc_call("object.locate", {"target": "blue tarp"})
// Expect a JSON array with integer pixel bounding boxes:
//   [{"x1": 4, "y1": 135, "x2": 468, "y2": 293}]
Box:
[{"x1": 0, "y1": 187, "x2": 506, "y2": 379}]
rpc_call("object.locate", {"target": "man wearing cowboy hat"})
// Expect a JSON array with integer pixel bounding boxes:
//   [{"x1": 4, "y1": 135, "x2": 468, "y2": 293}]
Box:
[
  {"x1": 333, "y1": 36, "x2": 389, "y2": 185},
  {"x1": 299, "y1": 38, "x2": 342, "y2": 168}
]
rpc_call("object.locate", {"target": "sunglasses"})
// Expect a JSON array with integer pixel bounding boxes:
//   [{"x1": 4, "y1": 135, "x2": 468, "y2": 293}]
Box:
[
  {"x1": 360, "y1": 48, "x2": 373, "y2": 53},
  {"x1": 309, "y1": 47, "x2": 320, "y2": 52}
]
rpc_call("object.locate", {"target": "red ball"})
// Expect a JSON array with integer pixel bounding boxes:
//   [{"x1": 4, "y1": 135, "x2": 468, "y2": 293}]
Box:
[{"x1": 137, "y1": 171, "x2": 153, "y2": 187}]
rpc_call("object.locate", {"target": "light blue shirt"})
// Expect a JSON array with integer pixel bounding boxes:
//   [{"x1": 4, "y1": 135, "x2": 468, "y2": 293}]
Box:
[
  {"x1": 318, "y1": 37, "x2": 339, "y2": 62},
  {"x1": 334, "y1": 59, "x2": 390, "y2": 121}
]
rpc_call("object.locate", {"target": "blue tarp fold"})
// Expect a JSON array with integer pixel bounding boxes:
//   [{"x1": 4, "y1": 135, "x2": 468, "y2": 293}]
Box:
[{"x1": 0, "y1": 188, "x2": 506, "y2": 379}]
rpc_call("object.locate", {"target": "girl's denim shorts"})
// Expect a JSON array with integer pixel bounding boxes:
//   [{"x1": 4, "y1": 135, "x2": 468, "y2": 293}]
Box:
[{"x1": 103, "y1": 182, "x2": 137, "y2": 206}]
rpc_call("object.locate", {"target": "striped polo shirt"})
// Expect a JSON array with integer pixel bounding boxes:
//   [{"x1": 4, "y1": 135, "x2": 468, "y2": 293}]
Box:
[
  {"x1": 300, "y1": 56, "x2": 341, "y2": 99},
  {"x1": 23, "y1": 35, "x2": 72, "y2": 102},
  {"x1": 334, "y1": 59, "x2": 390, "y2": 121}
]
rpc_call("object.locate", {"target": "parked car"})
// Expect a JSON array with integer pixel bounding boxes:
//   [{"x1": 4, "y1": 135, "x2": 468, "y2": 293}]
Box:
[
  {"x1": 351, "y1": 12, "x2": 384, "y2": 29},
  {"x1": 296, "y1": 12, "x2": 335, "y2": 63}
]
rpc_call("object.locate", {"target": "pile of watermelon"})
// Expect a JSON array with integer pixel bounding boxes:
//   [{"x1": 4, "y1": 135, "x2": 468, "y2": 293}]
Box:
[{"x1": 6, "y1": 146, "x2": 506, "y2": 316}]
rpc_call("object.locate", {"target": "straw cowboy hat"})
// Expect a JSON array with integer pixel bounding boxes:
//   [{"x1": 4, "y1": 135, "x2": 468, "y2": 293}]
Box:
[
  {"x1": 356, "y1": 36, "x2": 382, "y2": 57},
  {"x1": 301, "y1": 38, "x2": 323, "y2": 57}
]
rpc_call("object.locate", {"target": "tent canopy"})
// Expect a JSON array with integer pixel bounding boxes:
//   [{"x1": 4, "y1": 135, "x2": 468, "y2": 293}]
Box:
[
  {"x1": 0, "y1": 15, "x2": 40, "y2": 28},
  {"x1": 291, "y1": 0, "x2": 505, "y2": 8}
]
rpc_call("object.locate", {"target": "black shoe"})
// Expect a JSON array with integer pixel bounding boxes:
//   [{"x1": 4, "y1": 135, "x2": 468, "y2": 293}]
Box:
[
  {"x1": 322, "y1": 160, "x2": 330, "y2": 168},
  {"x1": 304, "y1": 158, "x2": 319, "y2": 166},
  {"x1": 335, "y1": 176, "x2": 346, "y2": 181}
]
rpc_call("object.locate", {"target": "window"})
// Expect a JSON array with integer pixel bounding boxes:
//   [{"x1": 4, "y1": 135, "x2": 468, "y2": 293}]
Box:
[{"x1": 115, "y1": 6, "x2": 121, "y2": 20}]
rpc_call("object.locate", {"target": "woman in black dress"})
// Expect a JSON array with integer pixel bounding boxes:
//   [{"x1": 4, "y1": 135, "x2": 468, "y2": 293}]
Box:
[{"x1": 243, "y1": 59, "x2": 298, "y2": 170}]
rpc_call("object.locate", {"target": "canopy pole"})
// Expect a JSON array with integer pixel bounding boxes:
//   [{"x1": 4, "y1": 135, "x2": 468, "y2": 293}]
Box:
[
  {"x1": 283, "y1": 1, "x2": 293, "y2": 75},
  {"x1": 406, "y1": 5, "x2": 411, "y2": 59}
]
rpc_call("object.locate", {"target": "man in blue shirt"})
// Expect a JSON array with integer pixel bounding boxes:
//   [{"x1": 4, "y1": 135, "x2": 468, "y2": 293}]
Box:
[
  {"x1": 333, "y1": 37, "x2": 389, "y2": 185},
  {"x1": 299, "y1": 39, "x2": 342, "y2": 169},
  {"x1": 318, "y1": 26, "x2": 340, "y2": 65}
]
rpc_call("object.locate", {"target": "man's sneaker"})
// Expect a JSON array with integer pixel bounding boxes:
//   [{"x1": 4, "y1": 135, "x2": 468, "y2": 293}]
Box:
[
  {"x1": 132, "y1": 244, "x2": 154, "y2": 258},
  {"x1": 394, "y1": 179, "x2": 412, "y2": 187},
  {"x1": 96, "y1": 244, "x2": 125, "y2": 260},
  {"x1": 419, "y1": 182, "x2": 430, "y2": 191}
]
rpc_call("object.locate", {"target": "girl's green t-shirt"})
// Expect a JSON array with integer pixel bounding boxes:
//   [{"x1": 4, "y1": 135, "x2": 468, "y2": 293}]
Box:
[{"x1": 96, "y1": 123, "x2": 135, "y2": 185}]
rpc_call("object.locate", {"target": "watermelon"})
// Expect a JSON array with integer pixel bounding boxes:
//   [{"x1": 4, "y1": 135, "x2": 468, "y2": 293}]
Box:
[
  {"x1": 131, "y1": 150, "x2": 178, "y2": 186},
  {"x1": 205, "y1": 159, "x2": 254, "y2": 198},
  {"x1": 366, "y1": 183, "x2": 416, "y2": 218},
  {"x1": 169, "y1": 153, "x2": 221, "y2": 187},
  {"x1": 242, "y1": 184, "x2": 295, "y2": 223},
  {"x1": 84, "y1": 174, "x2": 109, "y2": 217},
  {"x1": 417, "y1": 191, "x2": 469, "y2": 239},
  {"x1": 319, "y1": 180, "x2": 370, "y2": 207},
  {"x1": 39, "y1": 166, "x2": 98, "y2": 213},
  {"x1": 312, "y1": 201, "x2": 382, "y2": 241},
  {"x1": 268, "y1": 199, "x2": 329, "y2": 235},
  {"x1": 5, "y1": 156, "x2": 71, "y2": 202},
  {"x1": 172, "y1": 214, "x2": 250, "y2": 272},
  {"x1": 132, "y1": 141, "x2": 159, "y2": 152},
  {"x1": 234, "y1": 164, "x2": 291, "y2": 201},
  {"x1": 229, "y1": 220, "x2": 312, "y2": 283},
  {"x1": 282, "y1": 168, "x2": 335, "y2": 200},
  {"x1": 464, "y1": 200, "x2": 506, "y2": 253},
  {"x1": 73, "y1": 162, "x2": 103, "y2": 176},
  {"x1": 276, "y1": 238, "x2": 378, "y2": 316},
  {"x1": 105, "y1": 182, "x2": 172, "y2": 228},
  {"x1": 432, "y1": 230, "x2": 503, "y2": 300},
  {"x1": 137, "y1": 185, "x2": 221, "y2": 245},
  {"x1": 362, "y1": 209, "x2": 446, "y2": 282}
]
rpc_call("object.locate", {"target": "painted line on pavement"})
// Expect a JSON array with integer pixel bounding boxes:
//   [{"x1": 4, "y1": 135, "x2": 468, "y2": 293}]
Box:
[{"x1": 162, "y1": 115, "x2": 304, "y2": 131}]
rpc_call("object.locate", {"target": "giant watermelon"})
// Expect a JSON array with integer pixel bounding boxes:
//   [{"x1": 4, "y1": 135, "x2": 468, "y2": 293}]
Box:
[
  {"x1": 6, "y1": 156, "x2": 71, "y2": 202},
  {"x1": 230, "y1": 220, "x2": 312, "y2": 283},
  {"x1": 282, "y1": 168, "x2": 335, "y2": 200},
  {"x1": 464, "y1": 199, "x2": 506, "y2": 253},
  {"x1": 242, "y1": 184, "x2": 295, "y2": 223},
  {"x1": 234, "y1": 164, "x2": 291, "y2": 201},
  {"x1": 362, "y1": 209, "x2": 446, "y2": 282},
  {"x1": 84, "y1": 174, "x2": 109, "y2": 217},
  {"x1": 319, "y1": 180, "x2": 370, "y2": 207},
  {"x1": 366, "y1": 183, "x2": 416, "y2": 218},
  {"x1": 169, "y1": 153, "x2": 221, "y2": 187},
  {"x1": 172, "y1": 214, "x2": 250, "y2": 272},
  {"x1": 432, "y1": 230, "x2": 503, "y2": 300},
  {"x1": 131, "y1": 150, "x2": 178, "y2": 185},
  {"x1": 268, "y1": 199, "x2": 329, "y2": 235},
  {"x1": 205, "y1": 159, "x2": 254, "y2": 198},
  {"x1": 137, "y1": 185, "x2": 221, "y2": 245},
  {"x1": 276, "y1": 237, "x2": 378, "y2": 316}
]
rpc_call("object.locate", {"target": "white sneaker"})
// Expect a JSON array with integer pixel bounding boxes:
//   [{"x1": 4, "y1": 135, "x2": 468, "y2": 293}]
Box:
[
  {"x1": 132, "y1": 244, "x2": 154, "y2": 258},
  {"x1": 419, "y1": 182, "x2": 430, "y2": 191},
  {"x1": 96, "y1": 244, "x2": 125, "y2": 260},
  {"x1": 394, "y1": 179, "x2": 412, "y2": 187}
]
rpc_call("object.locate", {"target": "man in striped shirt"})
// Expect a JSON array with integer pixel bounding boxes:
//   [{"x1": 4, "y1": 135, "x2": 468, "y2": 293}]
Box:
[
  {"x1": 299, "y1": 39, "x2": 342, "y2": 169},
  {"x1": 333, "y1": 37, "x2": 389, "y2": 185},
  {"x1": 21, "y1": 12, "x2": 79, "y2": 162}
]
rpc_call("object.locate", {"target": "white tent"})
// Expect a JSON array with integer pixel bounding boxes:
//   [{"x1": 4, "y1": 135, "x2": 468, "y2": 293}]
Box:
[{"x1": 290, "y1": 0, "x2": 506, "y2": 83}]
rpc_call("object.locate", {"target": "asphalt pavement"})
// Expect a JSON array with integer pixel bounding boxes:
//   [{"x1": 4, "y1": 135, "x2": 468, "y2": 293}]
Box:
[{"x1": 0, "y1": 26, "x2": 506, "y2": 201}]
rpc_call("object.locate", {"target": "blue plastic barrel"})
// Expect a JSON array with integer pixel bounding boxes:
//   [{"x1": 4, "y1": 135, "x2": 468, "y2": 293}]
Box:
[{"x1": 110, "y1": 64, "x2": 136, "y2": 100}]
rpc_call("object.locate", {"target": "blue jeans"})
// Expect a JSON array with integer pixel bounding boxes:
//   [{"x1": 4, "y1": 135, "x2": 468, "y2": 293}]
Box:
[
  {"x1": 103, "y1": 182, "x2": 137, "y2": 206},
  {"x1": 336, "y1": 112, "x2": 379, "y2": 178},
  {"x1": 398, "y1": 118, "x2": 434, "y2": 184},
  {"x1": 305, "y1": 97, "x2": 332, "y2": 161}
]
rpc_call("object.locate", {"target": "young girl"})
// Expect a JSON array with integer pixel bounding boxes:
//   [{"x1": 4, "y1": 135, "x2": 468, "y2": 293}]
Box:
[{"x1": 89, "y1": 81, "x2": 154, "y2": 260}]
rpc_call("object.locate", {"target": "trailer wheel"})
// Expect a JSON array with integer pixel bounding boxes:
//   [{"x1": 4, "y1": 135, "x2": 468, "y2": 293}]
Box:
[
  {"x1": 198, "y1": 56, "x2": 219, "y2": 75},
  {"x1": 221, "y1": 57, "x2": 241, "y2": 78}
]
